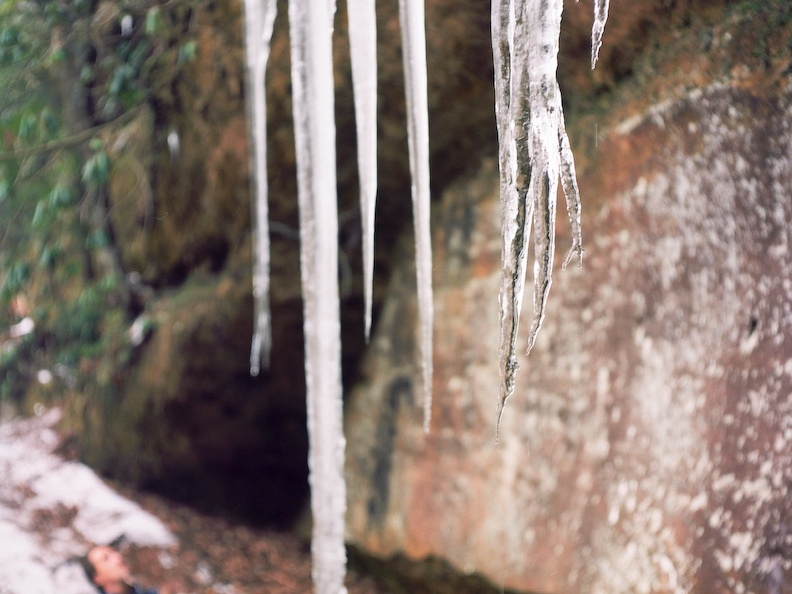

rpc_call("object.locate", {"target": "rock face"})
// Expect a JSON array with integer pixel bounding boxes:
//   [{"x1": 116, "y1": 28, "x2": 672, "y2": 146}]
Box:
[
  {"x1": 51, "y1": 0, "x2": 791, "y2": 584},
  {"x1": 69, "y1": 0, "x2": 719, "y2": 528},
  {"x1": 76, "y1": 0, "x2": 498, "y2": 524},
  {"x1": 345, "y1": 7, "x2": 792, "y2": 594}
]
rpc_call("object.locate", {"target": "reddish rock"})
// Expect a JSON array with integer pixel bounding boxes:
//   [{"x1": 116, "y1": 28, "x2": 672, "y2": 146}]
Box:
[{"x1": 345, "y1": 7, "x2": 792, "y2": 593}]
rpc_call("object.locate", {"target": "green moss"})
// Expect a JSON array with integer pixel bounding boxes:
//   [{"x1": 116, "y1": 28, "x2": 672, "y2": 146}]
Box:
[
  {"x1": 729, "y1": 0, "x2": 792, "y2": 63},
  {"x1": 347, "y1": 548, "x2": 533, "y2": 594}
]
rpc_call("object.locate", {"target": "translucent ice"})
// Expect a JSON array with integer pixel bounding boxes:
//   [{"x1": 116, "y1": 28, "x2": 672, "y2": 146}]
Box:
[
  {"x1": 493, "y1": 0, "x2": 585, "y2": 434},
  {"x1": 591, "y1": 0, "x2": 610, "y2": 68},
  {"x1": 244, "y1": 0, "x2": 277, "y2": 375},
  {"x1": 288, "y1": 0, "x2": 348, "y2": 591},
  {"x1": 347, "y1": 0, "x2": 378, "y2": 342},
  {"x1": 398, "y1": 0, "x2": 434, "y2": 432}
]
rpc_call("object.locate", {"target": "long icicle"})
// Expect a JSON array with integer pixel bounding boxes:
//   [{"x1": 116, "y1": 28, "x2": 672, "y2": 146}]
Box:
[
  {"x1": 288, "y1": 0, "x2": 348, "y2": 592},
  {"x1": 494, "y1": 0, "x2": 533, "y2": 435},
  {"x1": 347, "y1": 0, "x2": 378, "y2": 342},
  {"x1": 398, "y1": 0, "x2": 434, "y2": 433},
  {"x1": 244, "y1": 0, "x2": 278, "y2": 375}
]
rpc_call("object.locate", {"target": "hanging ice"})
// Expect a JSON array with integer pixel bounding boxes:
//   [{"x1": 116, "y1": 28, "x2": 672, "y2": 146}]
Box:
[
  {"x1": 492, "y1": 0, "x2": 528, "y2": 433},
  {"x1": 347, "y1": 0, "x2": 378, "y2": 342},
  {"x1": 494, "y1": 0, "x2": 588, "y2": 434},
  {"x1": 590, "y1": 0, "x2": 610, "y2": 68},
  {"x1": 244, "y1": 0, "x2": 278, "y2": 375},
  {"x1": 398, "y1": 0, "x2": 434, "y2": 432},
  {"x1": 240, "y1": 0, "x2": 609, "y2": 584},
  {"x1": 288, "y1": 0, "x2": 348, "y2": 592}
]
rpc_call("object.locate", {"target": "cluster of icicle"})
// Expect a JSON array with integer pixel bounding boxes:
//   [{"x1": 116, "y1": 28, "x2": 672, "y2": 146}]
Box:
[
  {"x1": 493, "y1": 0, "x2": 608, "y2": 437},
  {"x1": 242, "y1": 0, "x2": 608, "y2": 591}
]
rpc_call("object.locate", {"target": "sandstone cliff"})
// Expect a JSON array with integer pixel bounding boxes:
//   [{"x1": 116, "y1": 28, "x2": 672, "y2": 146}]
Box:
[
  {"x1": 345, "y1": 2, "x2": 792, "y2": 593},
  {"x1": 27, "y1": 1, "x2": 791, "y2": 591}
]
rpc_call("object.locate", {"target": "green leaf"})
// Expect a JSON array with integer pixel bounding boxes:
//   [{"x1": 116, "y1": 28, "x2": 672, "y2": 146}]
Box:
[
  {"x1": 1, "y1": 261, "x2": 30, "y2": 298},
  {"x1": 18, "y1": 113, "x2": 36, "y2": 140},
  {"x1": 145, "y1": 7, "x2": 162, "y2": 35},
  {"x1": 39, "y1": 244, "x2": 59, "y2": 269},
  {"x1": 0, "y1": 179, "x2": 9, "y2": 203},
  {"x1": 86, "y1": 229, "x2": 109, "y2": 249},
  {"x1": 0, "y1": 27, "x2": 18, "y2": 47},
  {"x1": 49, "y1": 47, "x2": 66, "y2": 63},
  {"x1": 48, "y1": 183, "x2": 74, "y2": 207},
  {"x1": 31, "y1": 199, "x2": 47, "y2": 228},
  {"x1": 80, "y1": 63, "x2": 95, "y2": 84},
  {"x1": 82, "y1": 151, "x2": 110, "y2": 187},
  {"x1": 178, "y1": 40, "x2": 197, "y2": 65},
  {"x1": 41, "y1": 107, "x2": 59, "y2": 135}
]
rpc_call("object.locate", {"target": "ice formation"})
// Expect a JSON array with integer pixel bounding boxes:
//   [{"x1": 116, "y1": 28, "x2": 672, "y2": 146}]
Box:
[
  {"x1": 347, "y1": 0, "x2": 378, "y2": 343},
  {"x1": 398, "y1": 0, "x2": 434, "y2": 432},
  {"x1": 493, "y1": 0, "x2": 602, "y2": 434},
  {"x1": 591, "y1": 0, "x2": 610, "y2": 68},
  {"x1": 244, "y1": 0, "x2": 277, "y2": 375},
  {"x1": 288, "y1": 0, "x2": 348, "y2": 592},
  {"x1": 242, "y1": 0, "x2": 608, "y2": 588}
]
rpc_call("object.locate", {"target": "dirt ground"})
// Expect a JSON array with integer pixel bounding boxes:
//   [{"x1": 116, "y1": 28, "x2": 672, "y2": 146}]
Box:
[{"x1": 116, "y1": 487, "x2": 394, "y2": 594}]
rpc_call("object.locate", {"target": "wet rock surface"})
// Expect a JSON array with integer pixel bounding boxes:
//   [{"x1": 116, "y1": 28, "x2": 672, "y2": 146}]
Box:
[{"x1": 345, "y1": 6, "x2": 792, "y2": 593}]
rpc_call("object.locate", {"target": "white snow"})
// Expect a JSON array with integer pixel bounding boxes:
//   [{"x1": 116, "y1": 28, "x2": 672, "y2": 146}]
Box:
[
  {"x1": 9, "y1": 317, "x2": 34, "y2": 338},
  {"x1": 398, "y1": 0, "x2": 434, "y2": 432},
  {"x1": 0, "y1": 408, "x2": 175, "y2": 594}
]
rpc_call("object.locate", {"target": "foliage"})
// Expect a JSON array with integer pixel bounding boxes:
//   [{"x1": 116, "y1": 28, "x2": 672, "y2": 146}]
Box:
[{"x1": 0, "y1": 0, "x2": 198, "y2": 405}]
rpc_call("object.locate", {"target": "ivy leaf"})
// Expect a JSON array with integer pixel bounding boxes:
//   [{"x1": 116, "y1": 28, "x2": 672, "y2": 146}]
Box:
[
  {"x1": 39, "y1": 244, "x2": 60, "y2": 270},
  {"x1": 145, "y1": 7, "x2": 162, "y2": 35},
  {"x1": 0, "y1": 179, "x2": 10, "y2": 204},
  {"x1": 85, "y1": 229, "x2": 109, "y2": 249},
  {"x1": 31, "y1": 199, "x2": 48, "y2": 228},
  {"x1": 48, "y1": 183, "x2": 74, "y2": 208},
  {"x1": 41, "y1": 107, "x2": 59, "y2": 136},
  {"x1": 18, "y1": 113, "x2": 37, "y2": 140},
  {"x1": 82, "y1": 151, "x2": 110, "y2": 187},
  {"x1": 1, "y1": 261, "x2": 30, "y2": 299},
  {"x1": 178, "y1": 40, "x2": 197, "y2": 65}
]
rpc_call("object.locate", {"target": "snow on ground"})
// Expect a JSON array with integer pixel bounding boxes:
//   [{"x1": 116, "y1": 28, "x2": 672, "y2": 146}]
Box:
[{"x1": 0, "y1": 407, "x2": 175, "y2": 594}]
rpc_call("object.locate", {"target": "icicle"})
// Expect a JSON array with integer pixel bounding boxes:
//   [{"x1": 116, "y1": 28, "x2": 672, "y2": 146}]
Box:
[
  {"x1": 347, "y1": 0, "x2": 378, "y2": 342},
  {"x1": 493, "y1": 0, "x2": 532, "y2": 435},
  {"x1": 590, "y1": 0, "x2": 610, "y2": 69},
  {"x1": 559, "y1": 120, "x2": 584, "y2": 270},
  {"x1": 244, "y1": 0, "x2": 278, "y2": 375},
  {"x1": 398, "y1": 0, "x2": 434, "y2": 433},
  {"x1": 494, "y1": 0, "x2": 588, "y2": 435},
  {"x1": 288, "y1": 0, "x2": 348, "y2": 592}
]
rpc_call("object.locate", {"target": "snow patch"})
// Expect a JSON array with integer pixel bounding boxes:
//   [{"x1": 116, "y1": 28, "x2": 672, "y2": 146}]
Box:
[{"x1": 0, "y1": 409, "x2": 175, "y2": 594}]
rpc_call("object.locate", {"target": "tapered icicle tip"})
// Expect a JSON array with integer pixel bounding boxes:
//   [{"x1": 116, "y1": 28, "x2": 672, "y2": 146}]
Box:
[
  {"x1": 398, "y1": 0, "x2": 433, "y2": 435},
  {"x1": 495, "y1": 399, "x2": 506, "y2": 443},
  {"x1": 250, "y1": 320, "x2": 272, "y2": 374},
  {"x1": 495, "y1": 354, "x2": 518, "y2": 442},
  {"x1": 494, "y1": 391, "x2": 510, "y2": 444},
  {"x1": 348, "y1": 0, "x2": 378, "y2": 348},
  {"x1": 591, "y1": 0, "x2": 610, "y2": 69},
  {"x1": 562, "y1": 243, "x2": 584, "y2": 270}
]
